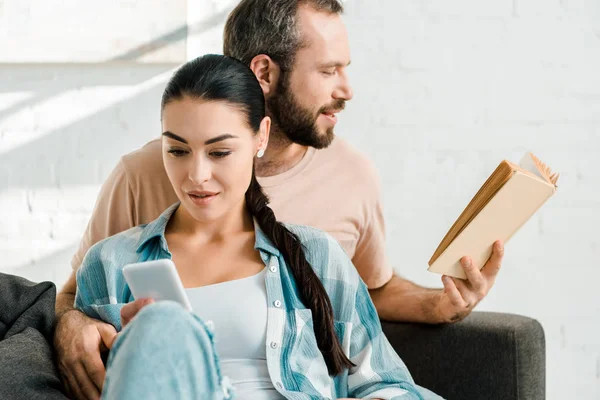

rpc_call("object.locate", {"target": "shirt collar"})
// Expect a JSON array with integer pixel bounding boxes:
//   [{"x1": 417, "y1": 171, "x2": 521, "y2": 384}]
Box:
[
  {"x1": 135, "y1": 202, "x2": 178, "y2": 253},
  {"x1": 252, "y1": 218, "x2": 280, "y2": 257},
  {"x1": 135, "y1": 201, "x2": 281, "y2": 258}
]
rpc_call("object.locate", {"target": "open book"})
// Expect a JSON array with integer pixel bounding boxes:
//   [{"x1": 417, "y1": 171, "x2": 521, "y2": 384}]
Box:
[{"x1": 428, "y1": 153, "x2": 559, "y2": 279}]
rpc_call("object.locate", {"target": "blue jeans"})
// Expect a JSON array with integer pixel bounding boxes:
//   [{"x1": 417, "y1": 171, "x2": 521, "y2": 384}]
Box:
[{"x1": 101, "y1": 301, "x2": 232, "y2": 399}]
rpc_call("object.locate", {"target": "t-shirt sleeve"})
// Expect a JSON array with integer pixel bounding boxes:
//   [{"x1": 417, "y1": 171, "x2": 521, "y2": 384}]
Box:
[
  {"x1": 70, "y1": 159, "x2": 136, "y2": 271},
  {"x1": 351, "y1": 162, "x2": 393, "y2": 289}
]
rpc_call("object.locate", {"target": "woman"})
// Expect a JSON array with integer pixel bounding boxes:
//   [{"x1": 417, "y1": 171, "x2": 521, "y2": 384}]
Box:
[{"x1": 75, "y1": 54, "x2": 440, "y2": 400}]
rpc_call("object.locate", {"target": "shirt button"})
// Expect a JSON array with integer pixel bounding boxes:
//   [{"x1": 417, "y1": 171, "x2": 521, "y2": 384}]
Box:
[
  {"x1": 276, "y1": 382, "x2": 283, "y2": 389},
  {"x1": 270, "y1": 341, "x2": 278, "y2": 349},
  {"x1": 206, "y1": 320, "x2": 215, "y2": 331},
  {"x1": 273, "y1": 300, "x2": 281, "y2": 308},
  {"x1": 269, "y1": 265, "x2": 277, "y2": 273}
]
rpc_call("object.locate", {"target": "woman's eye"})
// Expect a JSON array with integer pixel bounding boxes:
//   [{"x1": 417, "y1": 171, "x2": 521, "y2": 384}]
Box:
[
  {"x1": 211, "y1": 151, "x2": 232, "y2": 158},
  {"x1": 167, "y1": 149, "x2": 188, "y2": 157}
]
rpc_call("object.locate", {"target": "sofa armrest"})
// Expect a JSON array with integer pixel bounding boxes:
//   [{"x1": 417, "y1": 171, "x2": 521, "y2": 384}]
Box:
[{"x1": 381, "y1": 311, "x2": 545, "y2": 400}]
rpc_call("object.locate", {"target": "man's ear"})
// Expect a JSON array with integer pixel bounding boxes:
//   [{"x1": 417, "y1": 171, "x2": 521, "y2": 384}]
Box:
[{"x1": 249, "y1": 54, "x2": 281, "y2": 98}]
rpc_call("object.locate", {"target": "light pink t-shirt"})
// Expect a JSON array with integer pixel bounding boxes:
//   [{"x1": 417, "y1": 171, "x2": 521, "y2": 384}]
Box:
[{"x1": 72, "y1": 137, "x2": 392, "y2": 289}]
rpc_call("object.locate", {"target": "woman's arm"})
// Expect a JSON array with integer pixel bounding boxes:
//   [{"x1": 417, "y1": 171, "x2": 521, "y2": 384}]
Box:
[
  {"x1": 345, "y1": 280, "x2": 425, "y2": 400},
  {"x1": 74, "y1": 241, "x2": 126, "y2": 330}
]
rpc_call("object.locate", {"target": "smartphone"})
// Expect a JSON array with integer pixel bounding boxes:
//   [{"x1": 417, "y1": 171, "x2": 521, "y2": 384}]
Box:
[{"x1": 122, "y1": 259, "x2": 193, "y2": 312}]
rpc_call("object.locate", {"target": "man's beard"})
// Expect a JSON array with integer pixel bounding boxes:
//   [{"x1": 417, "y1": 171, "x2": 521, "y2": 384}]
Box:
[{"x1": 267, "y1": 75, "x2": 345, "y2": 149}]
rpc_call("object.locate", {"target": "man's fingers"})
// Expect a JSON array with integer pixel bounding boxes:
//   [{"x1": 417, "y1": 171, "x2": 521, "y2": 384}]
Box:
[
  {"x1": 97, "y1": 321, "x2": 118, "y2": 351},
  {"x1": 482, "y1": 240, "x2": 504, "y2": 279},
  {"x1": 442, "y1": 276, "x2": 465, "y2": 307},
  {"x1": 451, "y1": 277, "x2": 476, "y2": 308},
  {"x1": 66, "y1": 375, "x2": 85, "y2": 400},
  {"x1": 72, "y1": 362, "x2": 101, "y2": 400},
  {"x1": 76, "y1": 322, "x2": 111, "y2": 393},
  {"x1": 54, "y1": 310, "x2": 113, "y2": 400},
  {"x1": 460, "y1": 256, "x2": 486, "y2": 293},
  {"x1": 59, "y1": 371, "x2": 76, "y2": 399},
  {"x1": 81, "y1": 350, "x2": 107, "y2": 393}
]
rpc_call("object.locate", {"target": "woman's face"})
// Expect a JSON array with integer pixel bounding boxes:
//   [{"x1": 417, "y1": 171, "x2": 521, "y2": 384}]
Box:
[{"x1": 161, "y1": 97, "x2": 269, "y2": 223}]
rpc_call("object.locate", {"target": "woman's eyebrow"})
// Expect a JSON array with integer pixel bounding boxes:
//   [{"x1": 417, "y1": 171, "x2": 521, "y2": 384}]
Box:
[
  {"x1": 162, "y1": 132, "x2": 239, "y2": 145},
  {"x1": 162, "y1": 131, "x2": 188, "y2": 144},
  {"x1": 204, "y1": 134, "x2": 239, "y2": 145}
]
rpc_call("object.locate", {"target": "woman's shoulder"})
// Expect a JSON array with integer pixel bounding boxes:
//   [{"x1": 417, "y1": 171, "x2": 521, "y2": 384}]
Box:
[
  {"x1": 83, "y1": 225, "x2": 147, "y2": 265},
  {"x1": 283, "y1": 223, "x2": 330, "y2": 244},
  {"x1": 284, "y1": 223, "x2": 340, "y2": 259},
  {"x1": 283, "y1": 223, "x2": 361, "y2": 288}
]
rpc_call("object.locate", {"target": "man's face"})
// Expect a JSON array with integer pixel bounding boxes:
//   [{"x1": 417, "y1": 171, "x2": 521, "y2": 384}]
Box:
[{"x1": 267, "y1": 5, "x2": 353, "y2": 149}]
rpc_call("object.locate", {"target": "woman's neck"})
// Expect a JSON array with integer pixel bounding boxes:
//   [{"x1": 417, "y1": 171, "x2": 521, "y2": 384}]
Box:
[{"x1": 166, "y1": 199, "x2": 254, "y2": 244}]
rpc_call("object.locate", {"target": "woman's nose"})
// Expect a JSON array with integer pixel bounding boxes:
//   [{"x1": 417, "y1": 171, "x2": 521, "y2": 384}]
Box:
[{"x1": 188, "y1": 157, "x2": 211, "y2": 184}]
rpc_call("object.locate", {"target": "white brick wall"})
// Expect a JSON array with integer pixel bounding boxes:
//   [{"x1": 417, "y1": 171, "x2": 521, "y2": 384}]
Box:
[
  {"x1": 0, "y1": 0, "x2": 188, "y2": 62},
  {"x1": 1, "y1": 1, "x2": 598, "y2": 398}
]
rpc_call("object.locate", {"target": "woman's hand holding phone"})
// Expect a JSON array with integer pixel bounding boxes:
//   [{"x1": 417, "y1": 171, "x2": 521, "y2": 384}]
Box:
[{"x1": 120, "y1": 298, "x2": 155, "y2": 328}]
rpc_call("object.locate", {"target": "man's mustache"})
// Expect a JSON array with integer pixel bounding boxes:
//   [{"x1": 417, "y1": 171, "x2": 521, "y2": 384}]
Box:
[{"x1": 318, "y1": 99, "x2": 346, "y2": 115}]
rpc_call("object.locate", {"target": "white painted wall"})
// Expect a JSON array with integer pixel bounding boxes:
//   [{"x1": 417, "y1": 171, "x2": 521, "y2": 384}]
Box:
[{"x1": 1, "y1": 1, "x2": 598, "y2": 398}]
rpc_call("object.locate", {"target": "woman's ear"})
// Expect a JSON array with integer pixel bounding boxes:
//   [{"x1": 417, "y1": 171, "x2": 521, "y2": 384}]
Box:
[
  {"x1": 256, "y1": 116, "x2": 271, "y2": 155},
  {"x1": 249, "y1": 55, "x2": 281, "y2": 98}
]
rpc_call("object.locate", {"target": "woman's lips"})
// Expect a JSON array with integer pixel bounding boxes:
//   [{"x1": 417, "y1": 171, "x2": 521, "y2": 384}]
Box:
[{"x1": 187, "y1": 192, "x2": 219, "y2": 206}]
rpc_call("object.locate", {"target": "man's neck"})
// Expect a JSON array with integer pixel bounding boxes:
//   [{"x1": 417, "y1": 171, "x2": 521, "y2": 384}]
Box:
[{"x1": 255, "y1": 128, "x2": 308, "y2": 178}]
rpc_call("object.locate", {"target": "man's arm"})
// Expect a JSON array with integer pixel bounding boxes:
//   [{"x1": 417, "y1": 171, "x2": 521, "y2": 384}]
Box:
[
  {"x1": 54, "y1": 271, "x2": 117, "y2": 400},
  {"x1": 54, "y1": 159, "x2": 136, "y2": 400},
  {"x1": 56, "y1": 272, "x2": 77, "y2": 320},
  {"x1": 370, "y1": 241, "x2": 504, "y2": 324},
  {"x1": 369, "y1": 274, "x2": 444, "y2": 324}
]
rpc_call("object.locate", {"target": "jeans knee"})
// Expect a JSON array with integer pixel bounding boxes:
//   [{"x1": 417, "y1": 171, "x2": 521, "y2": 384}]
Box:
[{"x1": 127, "y1": 301, "x2": 212, "y2": 344}]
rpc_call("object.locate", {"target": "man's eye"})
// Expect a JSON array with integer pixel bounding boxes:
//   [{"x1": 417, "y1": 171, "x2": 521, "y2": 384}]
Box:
[{"x1": 322, "y1": 70, "x2": 336, "y2": 76}]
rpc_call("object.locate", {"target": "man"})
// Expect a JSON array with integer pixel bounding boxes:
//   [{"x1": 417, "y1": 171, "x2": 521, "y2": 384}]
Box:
[{"x1": 55, "y1": 1, "x2": 504, "y2": 399}]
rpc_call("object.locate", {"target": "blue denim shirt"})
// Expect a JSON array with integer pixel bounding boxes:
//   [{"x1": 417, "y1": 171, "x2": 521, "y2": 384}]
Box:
[{"x1": 75, "y1": 203, "x2": 441, "y2": 400}]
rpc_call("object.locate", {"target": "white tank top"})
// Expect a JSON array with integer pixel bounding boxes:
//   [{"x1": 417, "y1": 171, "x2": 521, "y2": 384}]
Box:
[{"x1": 185, "y1": 268, "x2": 284, "y2": 400}]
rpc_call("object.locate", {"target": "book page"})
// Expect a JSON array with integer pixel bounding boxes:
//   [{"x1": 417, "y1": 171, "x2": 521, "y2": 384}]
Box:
[{"x1": 519, "y1": 152, "x2": 545, "y2": 180}]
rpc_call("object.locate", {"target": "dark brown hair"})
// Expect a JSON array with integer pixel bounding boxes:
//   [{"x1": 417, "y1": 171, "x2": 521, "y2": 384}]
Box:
[{"x1": 223, "y1": 0, "x2": 344, "y2": 71}]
